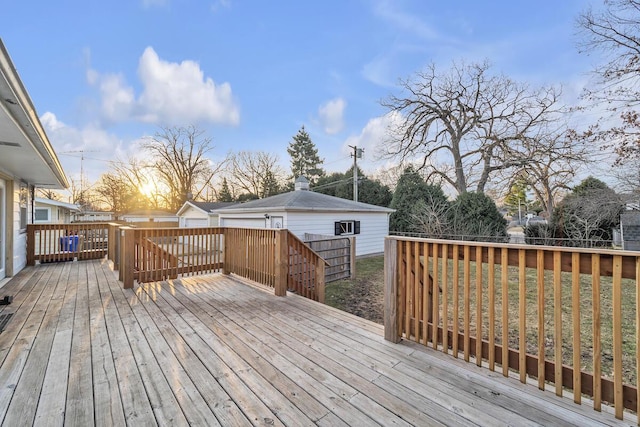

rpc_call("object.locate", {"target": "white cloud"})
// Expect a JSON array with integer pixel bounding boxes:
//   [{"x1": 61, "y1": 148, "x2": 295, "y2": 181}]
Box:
[
  {"x1": 87, "y1": 47, "x2": 240, "y2": 126},
  {"x1": 41, "y1": 112, "x2": 127, "y2": 184},
  {"x1": 342, "y1": 111, "x2": 404, "y2": 158},
  {"x1": 372, "y1": 0, "x2": 439, "y2": 40},
  {"x1": 137, "y1": 47, "x2": 239, "y2": 125},
  {"x1": 98, "y1": 73, "x2": 135, "y2": 122},
  {"x1": 362, "y1": 54, "x2": 396, "y2": 87},
  {"x1": 318, "y1": 98, "x2": 346, "y2": 135}
]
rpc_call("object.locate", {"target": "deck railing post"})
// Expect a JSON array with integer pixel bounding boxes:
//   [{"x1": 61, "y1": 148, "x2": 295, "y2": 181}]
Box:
[
  {"x1": 107, "y1": 223, "x2": 116, "y2": 265},
  {"x1": 316, "y1": 258, "x2": 325, "y2": 303},
  {"x1": 26, "y1": 225, "x2": 35, "y2": 266},
  {"x1": 384, "y1": 237, "x2": 400, "y2": 343},
  {"x1": 274, "y1": 229, "x2": 288, "y2": 297},
  {"x1": 222, "y1": 228, "x2": 230, "y2": 275},
  {"x1": 121, "y1": 227, "x2": 135, "y2": 289}
]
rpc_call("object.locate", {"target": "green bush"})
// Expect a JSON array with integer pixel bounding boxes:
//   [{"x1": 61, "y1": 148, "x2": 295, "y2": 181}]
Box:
[{"x1": 450, "y1": 192, "x2": 508, "y2": 242}]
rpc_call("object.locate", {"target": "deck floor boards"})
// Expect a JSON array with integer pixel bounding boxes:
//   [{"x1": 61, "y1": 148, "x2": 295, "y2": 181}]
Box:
[{"x1": 0, "y1": 260, "x2": 635, "y2": 426}]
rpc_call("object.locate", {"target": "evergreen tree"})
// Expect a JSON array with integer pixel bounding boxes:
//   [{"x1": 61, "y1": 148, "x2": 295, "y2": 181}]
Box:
[
  {"x1": 390, "y1": 166, "x2": 440, "y2": 232},
  {"x1": 287, "y1": 126, "x2": 324, "y2": 184},
  {"x1": 260, "y1": 170, "x2": 280, "y2": 198},
  {"x1": 450, "y1": 192, "x2": 508, "y2": 242},
  {"x1": 218, "y1": 178, "x2": 234, "y2": 202},
  {"x1": 503, "y1": 178, "x2": 529, "y2": 216}
]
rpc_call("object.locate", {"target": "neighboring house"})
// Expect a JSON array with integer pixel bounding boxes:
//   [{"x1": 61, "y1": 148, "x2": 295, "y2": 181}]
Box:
[
  {"x1": 620, "y1": 210, "x2": 640, "y2": 251},
  {"x1": 0, "y1": 39, "x2": 69, "y2": 280},
  {"x1": 176, "y1": 201, "x2": 236, "y2": 228},
  {"x1": 119, "y1": 209, "x2": 179, "y2": 226},
  {"x1": 34, "y1": 197, "x2": 79, "y2": 224},
  {"x1": 215, "y1": 177, "x2": 394, "y2": 256},
  {"x1": 73, "y1": 210, "x2": 114, "y2": 222}
]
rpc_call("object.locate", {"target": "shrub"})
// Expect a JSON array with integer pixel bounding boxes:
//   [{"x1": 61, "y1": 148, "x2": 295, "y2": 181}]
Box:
[{"x1": 450, "y1": 191, "x2": 508, "y2": 242}]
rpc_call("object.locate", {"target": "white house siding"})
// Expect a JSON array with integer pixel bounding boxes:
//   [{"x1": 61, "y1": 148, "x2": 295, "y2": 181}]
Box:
[{"x1": 285, "y1": 211, "x2": 389, "y2": 256}]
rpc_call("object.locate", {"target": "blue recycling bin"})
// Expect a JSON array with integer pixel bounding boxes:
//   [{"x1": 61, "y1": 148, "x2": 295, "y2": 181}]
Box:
[{"x1": 60, "y1": 235, "x2": 79, "y2": 252}]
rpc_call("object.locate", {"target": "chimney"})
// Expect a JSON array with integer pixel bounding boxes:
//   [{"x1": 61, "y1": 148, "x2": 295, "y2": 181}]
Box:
[{"x1": 294, "y1": 176, "x2": 310, "y2": 191}]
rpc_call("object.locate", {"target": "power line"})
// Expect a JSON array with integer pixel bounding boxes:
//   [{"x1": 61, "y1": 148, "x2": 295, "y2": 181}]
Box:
[{"x1": 310, "y1": 177, "x2": 353, "y2": 191}]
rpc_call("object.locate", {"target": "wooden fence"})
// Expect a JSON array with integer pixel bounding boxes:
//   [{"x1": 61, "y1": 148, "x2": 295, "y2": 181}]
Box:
[
  {"x1": 27, "y1": 223, "x2": 117, "y2": 265},
  {"x1": 304, "y1": 233, "x2": 355, "y2": 282},
  {"x1": 384, "y1": 236, "x2": 640, "y2": 421}
]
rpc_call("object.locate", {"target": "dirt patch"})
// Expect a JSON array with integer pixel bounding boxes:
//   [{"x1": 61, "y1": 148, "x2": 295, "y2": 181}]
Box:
[{"x1": 325, "y1": 256, "x2": 385, "y2": 324}]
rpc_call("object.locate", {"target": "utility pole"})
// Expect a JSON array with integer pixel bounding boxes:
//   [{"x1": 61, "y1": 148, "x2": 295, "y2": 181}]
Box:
[
  {"x1": 348, "y1": 145, "x2": 364, "y2": 202},
  {"x1": 60, "y1": 149, "x2": 98, "y2": 204}
]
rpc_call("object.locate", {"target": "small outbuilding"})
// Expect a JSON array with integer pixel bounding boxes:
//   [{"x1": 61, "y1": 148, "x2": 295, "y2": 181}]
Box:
[
  {"x1": 119, "y1": 209, "x2": 179, "y2": 227},
  {"x1": 34, "y1": 197, "x2": 80, "y2": 224},
  {"x1": 176, "y1": 201, "x2": 237, "y2": 228},
  {"x1": 214, "y1": 177, "x2": 394, "y2": 256}
]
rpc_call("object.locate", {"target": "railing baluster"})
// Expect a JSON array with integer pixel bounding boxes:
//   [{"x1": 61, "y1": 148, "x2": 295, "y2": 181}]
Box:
[
  {"x1": 572, "y1": 252, "x2": 581, "y2": 404},
  {"x1": 464, "y1": 245, "x2": 471, "y2": 362},
  {"x1": 592, "y1": 254, "x2": 601, "y2": 411},
  {"x1": 413, "y1": 241, "x2": 420, "y2": 343},
  {"x1": 476, "y1": 245, "x2": 483, "y2": 366},
  {"x1": 519, "y1": 249, "x2": 526, "y2": 383},
  {"x1": 420, "y1": 242, "x2": 424, "y2": 345},
  {"x1": 405, "y1": 241, "x2": 411, "y2": 340},
  {"x1": 635, "y1": 257, "x2": 640, "y2": 420},
  {"x1": 537, "y1": 249, "x2": 545, "y2": 390},
  {"x1": 501, "y1": 247, "x2": 509, "y2": 377},
  {"x1": 488, "y1": 247, "x2": 495, "y2": 371},
  {"x1": 432, "y1": 243, "x2": 439, "y2": 350},
  {"x1": 452, "y1": 244, "x2": 460, "y2": 358},
  {"x1": 442, "y1": 243, "x2": 449, "y2": 355},
  {"x1": 612, "y1": 255, "x2": 623, "y2": 419},
  {"x1": 554, "y1": 250, "x2": 563, "y2": 397}
]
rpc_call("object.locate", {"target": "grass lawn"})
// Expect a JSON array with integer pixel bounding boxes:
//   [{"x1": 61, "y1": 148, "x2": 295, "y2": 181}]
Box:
[{"x1": 325, "y1": 255, "x2": 385, "y2": 324}]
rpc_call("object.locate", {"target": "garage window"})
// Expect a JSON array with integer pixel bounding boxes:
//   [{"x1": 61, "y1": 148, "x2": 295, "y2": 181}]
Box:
[
  {"x1": 35, "y1": 207, "x2": 50, "y2": 223},
  {"x1": 335, "y1": 220, "x2": 360, "y2": 236}
]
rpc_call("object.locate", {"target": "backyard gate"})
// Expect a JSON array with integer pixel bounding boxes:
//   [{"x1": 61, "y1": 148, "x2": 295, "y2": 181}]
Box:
[{"x1": 304, "y1": 233, "x2": 355, "y2": 282}]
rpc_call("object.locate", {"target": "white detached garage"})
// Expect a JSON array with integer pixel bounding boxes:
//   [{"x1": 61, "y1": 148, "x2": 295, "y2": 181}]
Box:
[
  {"x1": 214, "y1": 177, "x2": 394, "y2": 256},
  {"x1": 177, "y1": 201, "x2": 237, "y2": 228}
]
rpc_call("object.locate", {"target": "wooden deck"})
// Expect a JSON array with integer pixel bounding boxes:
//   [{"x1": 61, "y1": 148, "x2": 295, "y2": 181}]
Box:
[{"x1": 0, "y1": 260, "x2": 634, "y2": 426}]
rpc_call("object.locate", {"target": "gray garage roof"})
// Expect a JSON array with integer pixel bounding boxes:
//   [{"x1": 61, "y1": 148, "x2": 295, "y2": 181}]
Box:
[
  {"x1": 176, "y1": 201, "x2": 237, "y2": 216},
  {"x1": 214, "y1": 189, "x2": 394, "y2": 213},
  {"x1": 189, "y1": 201, "x2": 237, "y2": 212}
]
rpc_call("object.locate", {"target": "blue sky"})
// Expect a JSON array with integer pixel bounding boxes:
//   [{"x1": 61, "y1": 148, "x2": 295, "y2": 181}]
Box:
[{"x1": 4, "y1": 0, "x2": 599, "y2": 196}]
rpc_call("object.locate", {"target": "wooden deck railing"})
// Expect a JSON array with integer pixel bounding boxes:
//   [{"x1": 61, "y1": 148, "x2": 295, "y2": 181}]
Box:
[
  {"x1": 115, "y1": 227, "x2": 326, "y2": 302},
  {"x1": 27, "y1": 224, "x2": 326, "y2": 302},
  {"x1": 384, "y1": 236, "x2": 640, "y2": 421},
  {"x1": 27, "y1": 223, "x2": 118, "y2": 265},
  {"x1": 287, "y1": 233, "x2": 327, "y2": 302}
]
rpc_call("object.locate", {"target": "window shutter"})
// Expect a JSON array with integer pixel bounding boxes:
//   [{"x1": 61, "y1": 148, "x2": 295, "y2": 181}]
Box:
[
  {"x1": 354, "y1": 221, "x2": 361, "y2": 234},
  {"x1": 334, "y1": 221, "x2": 342, "y2": 235}
]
